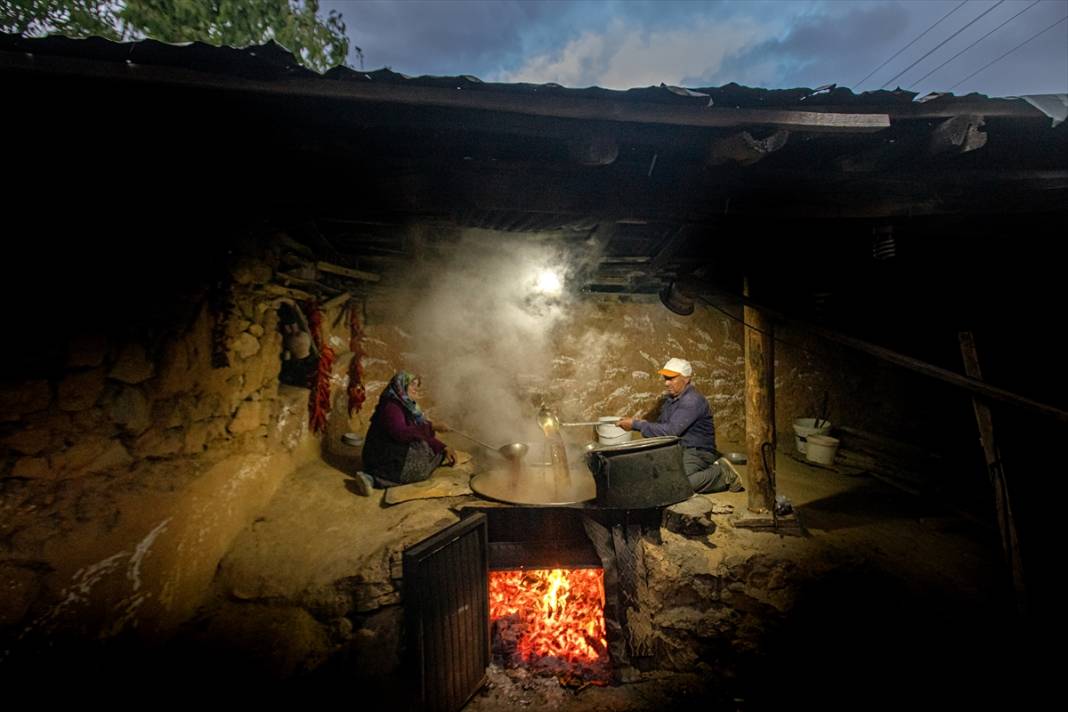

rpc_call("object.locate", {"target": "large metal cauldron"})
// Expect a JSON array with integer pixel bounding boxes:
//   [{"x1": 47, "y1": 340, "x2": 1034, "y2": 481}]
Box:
[{"x1": 585, "y1": 435, "x2": 693, "y2": 509}]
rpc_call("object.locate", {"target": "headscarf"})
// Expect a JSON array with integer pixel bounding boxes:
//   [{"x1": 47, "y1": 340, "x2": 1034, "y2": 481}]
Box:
[{"x1": 384, "y1": 371, "x2": 426, "y2": 423}]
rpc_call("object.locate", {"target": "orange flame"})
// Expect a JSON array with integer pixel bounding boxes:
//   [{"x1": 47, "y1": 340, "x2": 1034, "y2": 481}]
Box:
[{"x1": 489, "y1": 568, "x2": 608, "y2": 664}]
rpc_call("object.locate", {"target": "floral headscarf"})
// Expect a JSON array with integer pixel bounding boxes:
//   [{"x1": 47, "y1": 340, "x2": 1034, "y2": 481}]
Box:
[{"x1": 385, "y1": 371, "x2": 425, "y2": 423}]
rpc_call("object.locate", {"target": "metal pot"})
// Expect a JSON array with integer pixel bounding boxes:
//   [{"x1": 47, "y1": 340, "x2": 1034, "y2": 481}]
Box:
[{"x1": 585, "y1": 436, "x2": 692, "y2": 508}]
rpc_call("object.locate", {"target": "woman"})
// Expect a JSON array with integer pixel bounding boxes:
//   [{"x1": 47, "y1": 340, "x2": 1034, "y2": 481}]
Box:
[{"x1": 362, "y1": 372, "x2": 455, "y2": 488}]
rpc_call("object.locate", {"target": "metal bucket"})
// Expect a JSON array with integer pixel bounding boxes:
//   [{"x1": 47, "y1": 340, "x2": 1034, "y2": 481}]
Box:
[{"x1": 585, "y1": 436, "x2": 693, "y2": 509}]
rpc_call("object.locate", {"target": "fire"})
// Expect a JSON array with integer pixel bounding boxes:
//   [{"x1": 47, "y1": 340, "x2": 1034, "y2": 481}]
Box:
[{"x1": 489, "y1": 568, "x2": 608, "y2": 665}]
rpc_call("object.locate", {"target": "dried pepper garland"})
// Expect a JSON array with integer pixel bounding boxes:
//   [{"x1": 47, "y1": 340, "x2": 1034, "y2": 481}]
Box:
[
  {"x1": 303, "y1": 301, "x2": 335, "y2": 433},
  {"x1": 347, "y1": 303, "x2": 366, "y2": 416}
]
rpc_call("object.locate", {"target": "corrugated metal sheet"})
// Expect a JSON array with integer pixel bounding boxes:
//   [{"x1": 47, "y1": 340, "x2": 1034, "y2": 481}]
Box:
[{"x1": 0, "y1": 31, "x2": 1048, "y2": 117}]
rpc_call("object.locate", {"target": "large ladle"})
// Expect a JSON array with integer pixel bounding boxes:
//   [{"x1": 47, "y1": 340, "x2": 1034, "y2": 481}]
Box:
[
  {"x1": 537, "y1": 406, "x2": 606, "y2": 430},
  {"x1": 451, "y1": 430, "x2": 529, "y2": 462},
  {"x1": 537, "y1": 406, "x2": 561, "y2": 436}
]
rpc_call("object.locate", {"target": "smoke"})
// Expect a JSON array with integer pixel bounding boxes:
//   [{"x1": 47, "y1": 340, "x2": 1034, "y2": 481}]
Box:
[{"x1": 403, "y1": 230, "x2": 575, "y2": 446}]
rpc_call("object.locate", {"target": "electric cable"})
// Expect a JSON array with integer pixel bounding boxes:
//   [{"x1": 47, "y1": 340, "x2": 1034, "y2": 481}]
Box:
[
  {"x1": 910, "y1": 0, "x2": 1042, "y2": 89},
  {"x1": 880, "y1": 0, "x2": 1006, "y2": 89},
  {"x1": 949, "y1": 11, "x2": 1068, "y2": 90},
  {"x1": 855, "y1": 0, "x2": 970, "y2": 89},
  {"x1": 700, "y1": 298, "x2": 841, "y2": 362}
]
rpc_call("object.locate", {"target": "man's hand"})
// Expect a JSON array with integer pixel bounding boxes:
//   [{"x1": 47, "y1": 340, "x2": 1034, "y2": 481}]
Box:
[
  {"x1": 617, "y1": 417, "x2": 635, "y2": 431},
  {"x1": 443, "y1": 447, "x2": 457, "y2": 467}
]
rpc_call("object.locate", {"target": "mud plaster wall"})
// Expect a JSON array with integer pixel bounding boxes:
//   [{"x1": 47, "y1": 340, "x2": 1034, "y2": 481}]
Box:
[
  {"x1": 0, "y1": 253, "x2": 341, "y2": 647},
  {"x1": 336, "y1": 294, "x2": 926, "y2": 455}
]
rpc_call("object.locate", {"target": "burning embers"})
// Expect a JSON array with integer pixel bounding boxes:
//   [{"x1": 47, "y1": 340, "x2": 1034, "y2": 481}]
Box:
[{"x1": 489, "y1": 568, "x2": 611, "y2": 684}]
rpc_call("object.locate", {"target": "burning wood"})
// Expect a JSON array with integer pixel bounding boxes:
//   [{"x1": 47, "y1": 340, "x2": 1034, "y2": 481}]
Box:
[{"x1": 489, "y1": 568, "x2": 610, "y2": 684}]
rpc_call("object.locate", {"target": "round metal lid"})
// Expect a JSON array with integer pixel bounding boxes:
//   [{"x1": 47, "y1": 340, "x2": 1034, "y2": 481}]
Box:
[{"x1": 588, "y1": 435, "x2": 680, "y2": 453}]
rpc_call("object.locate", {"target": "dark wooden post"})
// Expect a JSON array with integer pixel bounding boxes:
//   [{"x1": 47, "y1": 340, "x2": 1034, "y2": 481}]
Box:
[
  {"x1": 958, "y1": 331, "x2": 1026, "y2": 616},
  {"x1": 744, "y1": 277, "x2": 775, "y2": 513}
]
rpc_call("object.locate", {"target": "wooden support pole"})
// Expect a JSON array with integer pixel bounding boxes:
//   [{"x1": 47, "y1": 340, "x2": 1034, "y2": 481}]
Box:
[
  {"x1": 744, "y1": 277, "x2": 775, "y2": 514},
  {"x1": 959, "y1": 331, "x2": 1026, "y2": 616},
  {"x1": 696, "y1": 281, "x2": 1068, "y2": 425}
]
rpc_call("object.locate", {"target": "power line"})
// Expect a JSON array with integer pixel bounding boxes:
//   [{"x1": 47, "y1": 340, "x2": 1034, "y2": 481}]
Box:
[
  {"x1": 910, "y1": 0, "x2": 1043, "y2": 89},
  {"x1": 949, "y1": 11, "x2": 1068, "y2": 90},
  {"x1": 855, "y1": 0, "x2": 970, "y2": 89},
  {"x1": 881, "y1": 0, "x2": 1006, "y2": 89}
]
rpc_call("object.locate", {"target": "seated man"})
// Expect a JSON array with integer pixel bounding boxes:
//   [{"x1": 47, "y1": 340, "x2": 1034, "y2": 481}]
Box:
[{"x1": 618, "y1": 357, "x2": 743, "y2": 494}]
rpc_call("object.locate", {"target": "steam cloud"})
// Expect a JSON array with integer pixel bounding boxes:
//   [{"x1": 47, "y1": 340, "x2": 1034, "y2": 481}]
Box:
[{"x1": 404, "y1": 230, "x2": 575, "y2": 446}]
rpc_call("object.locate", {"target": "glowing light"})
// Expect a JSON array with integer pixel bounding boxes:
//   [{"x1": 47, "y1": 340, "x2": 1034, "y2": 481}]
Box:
[{"x1": 535, "y1": 269, "x2": 563, "y2": 295}]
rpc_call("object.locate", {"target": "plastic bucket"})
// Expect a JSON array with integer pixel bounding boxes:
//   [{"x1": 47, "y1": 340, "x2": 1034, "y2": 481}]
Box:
[
  {"x1": 596, "y1": 417, "x2": 630, "y2": 446},
  {"x1": 792, "y1": 418, "x2": 832, "y2": 455},
  {"x1": 805, "y1": 434, "x2": 840, "y2": 465}
]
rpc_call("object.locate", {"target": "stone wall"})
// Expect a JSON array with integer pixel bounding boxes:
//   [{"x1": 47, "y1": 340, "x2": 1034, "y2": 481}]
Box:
[
  {"x1": 334, "y1": 293, "x2": 925, "y2": 455},
  {"x1": 0, "y1": 248, "x2": 338, "y2": 649}
]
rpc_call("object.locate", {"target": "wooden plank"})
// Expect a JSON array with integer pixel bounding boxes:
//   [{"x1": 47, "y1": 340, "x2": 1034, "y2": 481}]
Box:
[
  {"x1": 803, "y1": 99, "x2": 1048, "y2": 120},
  {"x1": 744, "y1": 277, "x2": 775, "y2": 515},
  {"x1": 276, "y1": 271, "x2": 343, "y2": 295},
  {"x1": 1, "y1": 50, "x2": 891, "y2": 133},
  {"x1": 322, "y1": 291, "x2": 352, "y2": 312},
  {"x1": 262, "y1": 283, "x2": 313, "y2": 301},
  {"x1": 959, "y1": 331, "x2": 1026, "y2": 616},
  {"x1": 316, "y1": 260, "x2": 380, "y2": 282},
  {"x1": 732, "y1": 513, "x2": 805, "y2": 536}
]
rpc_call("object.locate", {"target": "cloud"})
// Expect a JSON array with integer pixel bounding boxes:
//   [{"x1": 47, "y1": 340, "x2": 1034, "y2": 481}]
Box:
[
  {"x1": 325, "y1": 0, "x2": 1066, "y2": 95},
  {"x1": 718, "y1": 0, "x2": 1068, "y2": 95},
  {"x1": 712, "y1": 1, "x2": 909, "y2": 89},
  {"x1": 495, "y1": 15, "x2": 781, "y2": 89},
  {"x1": 324, "y1": 0, "x2": 563, "y2": 75}
]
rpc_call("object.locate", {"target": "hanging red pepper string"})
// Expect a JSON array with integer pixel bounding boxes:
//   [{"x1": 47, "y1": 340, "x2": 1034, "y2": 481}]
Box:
[
  {"x1": 347, "y1": 302, "x2": 366, "y2": 415},
  {"x1": 304, "y1": 301, "x2": 335, "y2": 434}
]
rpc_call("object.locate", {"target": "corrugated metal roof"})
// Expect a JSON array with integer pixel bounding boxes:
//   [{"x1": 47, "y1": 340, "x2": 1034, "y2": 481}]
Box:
[{"x1": 0, "y1": 31, "x2": 1047, "y2": 118}]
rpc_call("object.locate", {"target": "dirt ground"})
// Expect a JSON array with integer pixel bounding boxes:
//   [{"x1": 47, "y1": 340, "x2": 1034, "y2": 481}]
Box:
[{"x1": 2, "y1": 441, "x2": 1031, "y2": 709}]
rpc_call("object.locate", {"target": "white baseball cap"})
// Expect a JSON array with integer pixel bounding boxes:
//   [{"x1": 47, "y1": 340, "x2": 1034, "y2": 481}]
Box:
[{"x1": 658, "y1": 357, "x2": 692, "y2": 378}]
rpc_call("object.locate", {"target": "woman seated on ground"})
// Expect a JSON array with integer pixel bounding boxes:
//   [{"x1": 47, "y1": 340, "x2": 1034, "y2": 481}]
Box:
[{"x1": 362, "y1": 372, "x2": 455, "y2": 488}]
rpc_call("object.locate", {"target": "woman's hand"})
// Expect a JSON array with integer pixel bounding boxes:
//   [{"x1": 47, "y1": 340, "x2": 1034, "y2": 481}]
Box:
[
  {"x1": 443, "y1": 447, "x2": 457, "y2": 467},
  {"x1": 433, "y1": 421, "x2": 451, "y2": 433},
  {"x1": 617, "y1": 417, "x2": 635, "y2": 431}
]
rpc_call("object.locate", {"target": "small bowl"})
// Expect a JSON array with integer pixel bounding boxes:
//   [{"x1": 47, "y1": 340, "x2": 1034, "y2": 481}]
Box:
[
  {"x1": 724, "y1": 451, "x2": 747, "y2": 465},
  {"x1": 341, "y1": 433, "x2": 364, "y2": 447}
]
